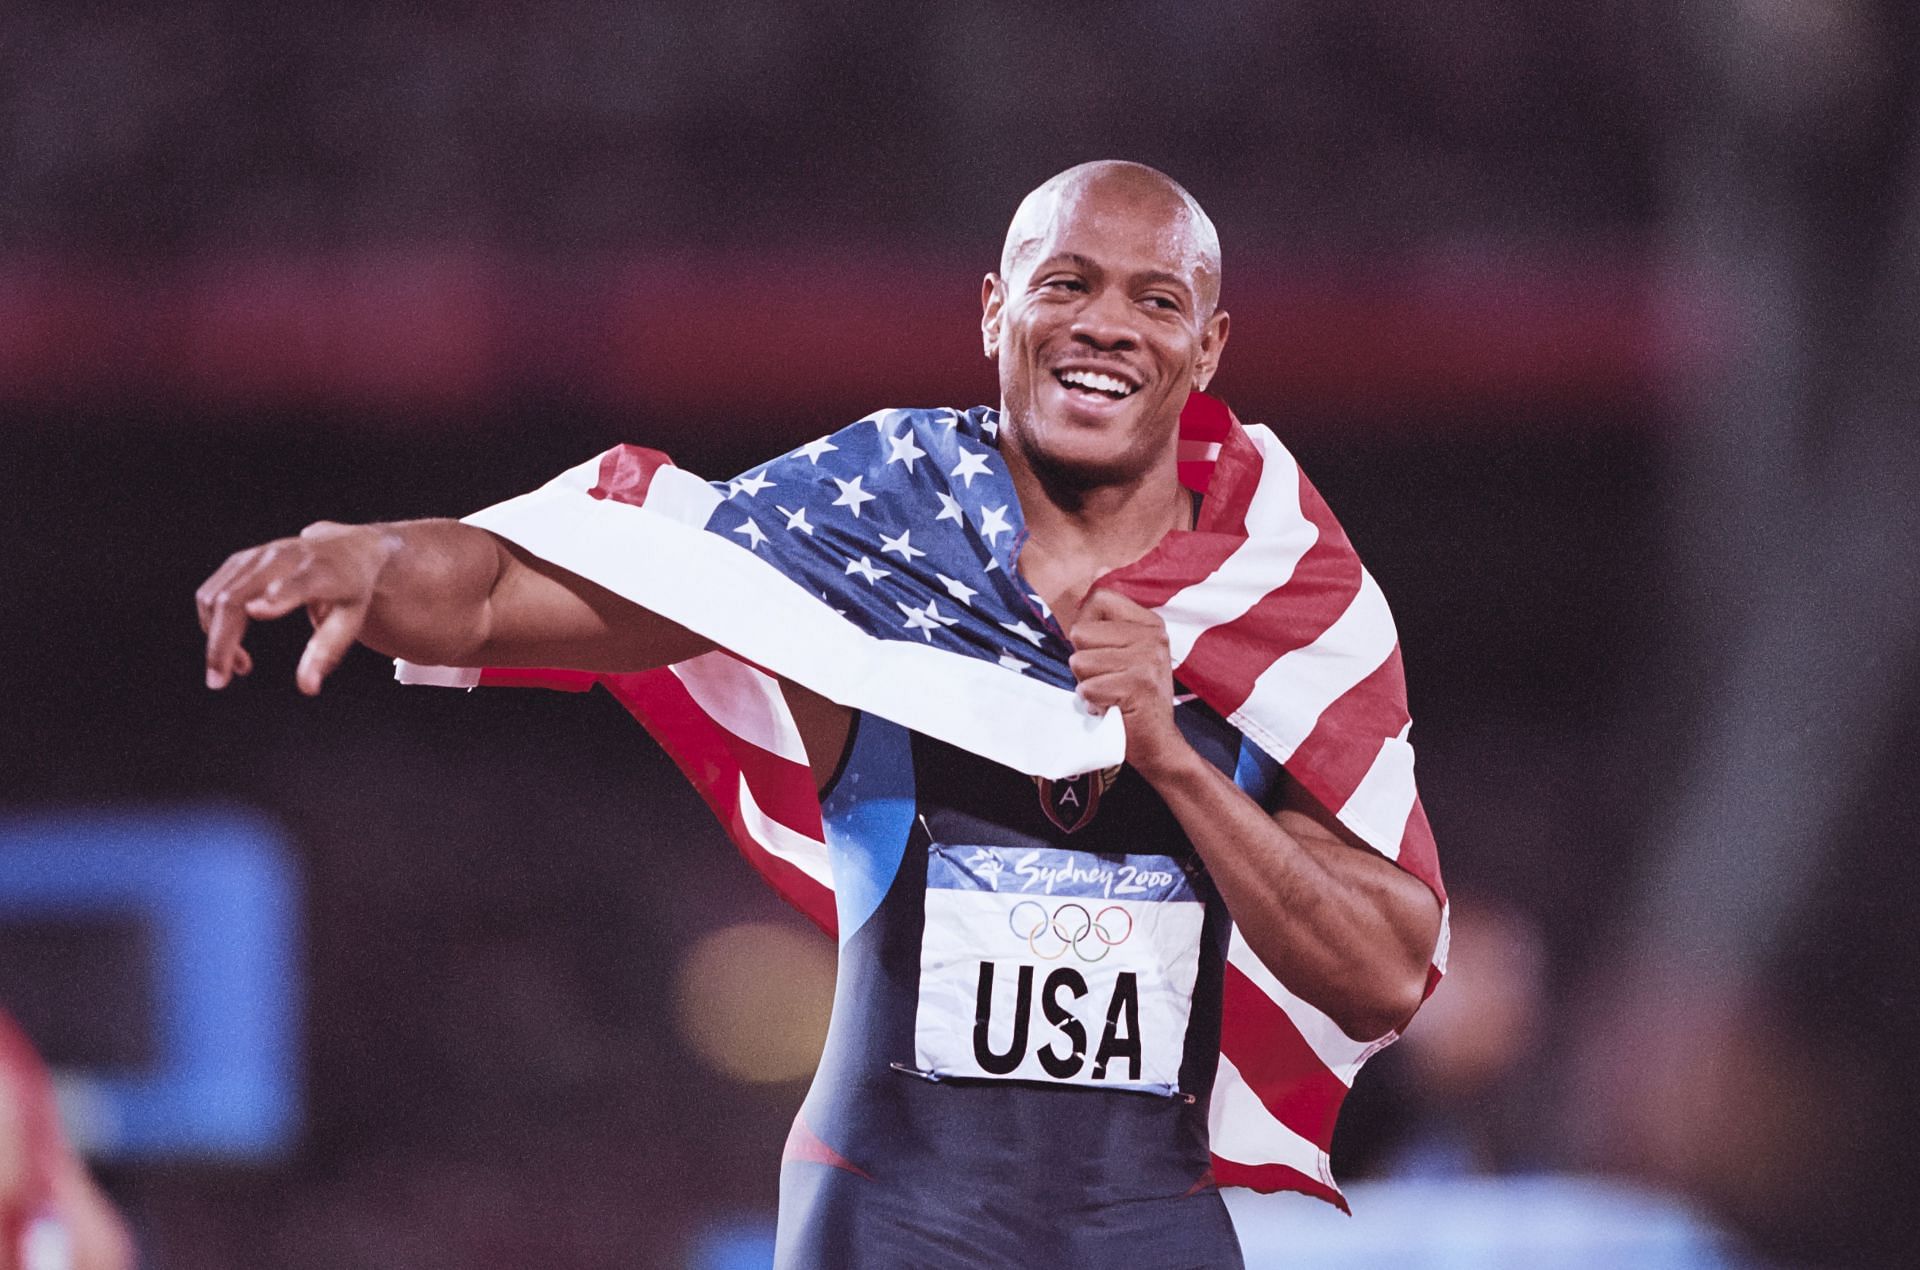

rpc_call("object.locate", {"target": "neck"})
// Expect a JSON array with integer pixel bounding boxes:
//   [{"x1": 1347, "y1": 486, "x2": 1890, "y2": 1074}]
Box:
[{"x1": 1001, "y1": 417, "x2": 1190, "y2": 623}]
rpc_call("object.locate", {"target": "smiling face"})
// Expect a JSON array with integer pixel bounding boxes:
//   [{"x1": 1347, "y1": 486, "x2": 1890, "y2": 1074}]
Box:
[{"x1": 982, "y1": 162, "x2": 1229, "y2": 490}]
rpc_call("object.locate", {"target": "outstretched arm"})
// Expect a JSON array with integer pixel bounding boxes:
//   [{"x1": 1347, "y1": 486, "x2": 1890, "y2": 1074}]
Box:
[
  {"x1": 196, "y1": 518, "x2": 714, "y2": 694},
  {"x1": 1069, "y1": 590, "x2": 1442, "y2": 1042}
]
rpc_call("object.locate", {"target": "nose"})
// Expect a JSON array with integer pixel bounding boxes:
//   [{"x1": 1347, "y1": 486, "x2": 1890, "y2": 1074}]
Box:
[{"x1": 1068, "y1": 284, "x2": 1140, "y2": 351}]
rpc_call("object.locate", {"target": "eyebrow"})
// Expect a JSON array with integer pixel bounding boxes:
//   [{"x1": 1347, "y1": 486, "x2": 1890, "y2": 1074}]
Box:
[{"x1": 1034, "y1": 253, "x2": 1196, "y2": 298}]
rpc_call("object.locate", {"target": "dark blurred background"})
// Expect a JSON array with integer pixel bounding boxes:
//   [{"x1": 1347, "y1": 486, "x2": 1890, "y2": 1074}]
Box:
[{"x1": 3, "y1": 3, "x2": 1917, "y2": 1267}]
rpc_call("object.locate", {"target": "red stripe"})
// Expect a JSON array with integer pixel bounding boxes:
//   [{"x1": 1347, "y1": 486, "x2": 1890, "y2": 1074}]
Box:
[
  {"x1": 1219, "y1": 963, "x2": 1350, "y2": 1152},
  {"x1": 588, "y1": 443, "x2": 677, "y2": 506},
  {"x1": 703, "y1": 707, "x2": 827, "y2": 842},
  {"x1": 1175, "y1": 391, "x2": 1234, "y2": 494},
  {"x1": 1211, "y1": 1159, "x2": 1350, "y2": 1213},
  {"x1": 600, "y1": 670, "x2": 837, "y2": 935},
  {"x1": 1100, "y1": 411, "x2": 1265, "y2": 610},
  {"x1": 476, "y1": 667, "x2": 598, "y2": 692},
  {"x1": 1174, "y1": 463, "x2": 1364, "y2": 717},
  {"x1": 1396, "y1": 800, "x2": 1445, "y2": 901},
  {"x1": 1285, "y1": 649, "x2": 1413, "y2": 806}
]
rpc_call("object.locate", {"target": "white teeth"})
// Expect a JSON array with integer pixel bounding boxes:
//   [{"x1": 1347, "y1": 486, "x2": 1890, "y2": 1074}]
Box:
[{"x1": 1057, "y1": 369, "x2": 1135, "y2": 397}]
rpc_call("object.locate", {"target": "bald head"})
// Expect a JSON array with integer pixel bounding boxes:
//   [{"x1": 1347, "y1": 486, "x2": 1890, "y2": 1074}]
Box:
[{"x1": 1000, "y1": 161, "x2": 1222, "y2": 317}]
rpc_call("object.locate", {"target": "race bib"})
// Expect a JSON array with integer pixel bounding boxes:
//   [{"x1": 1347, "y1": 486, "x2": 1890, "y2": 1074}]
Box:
[{"x1": 913, "y1": 842, "x2": 1204, "y2": 1094}]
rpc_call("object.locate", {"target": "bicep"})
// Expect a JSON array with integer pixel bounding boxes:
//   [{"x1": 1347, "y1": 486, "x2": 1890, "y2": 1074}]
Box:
[
  {"x1": 474, "y1": 535, "x2": 716, "y2": 671},
  {"x1": 1273, "y1": 776, "x2": 1442, "y2": 941}
]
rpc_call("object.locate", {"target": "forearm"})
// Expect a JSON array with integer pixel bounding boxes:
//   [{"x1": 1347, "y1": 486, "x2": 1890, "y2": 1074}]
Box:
[
  {"x1": 346, "y1": 518, "x2": 509, "y2": 666},
  {"x1": 1140, "y1": 748, "x2": 1440, "y2": 1041}
]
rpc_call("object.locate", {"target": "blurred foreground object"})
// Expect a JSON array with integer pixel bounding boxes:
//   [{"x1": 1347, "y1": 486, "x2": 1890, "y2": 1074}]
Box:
[
  {"x1": 0, "y1": 1011, "x2": 133, "y2": 1270},
  {"x1": 0, "y1": 811, "x2": 301, "y2": 1161}
]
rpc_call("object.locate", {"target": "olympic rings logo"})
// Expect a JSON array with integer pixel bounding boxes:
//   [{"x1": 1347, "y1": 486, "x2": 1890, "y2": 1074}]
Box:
[{"x1": 1007, "y1": 901, "x2": 1133, "y2": 963}]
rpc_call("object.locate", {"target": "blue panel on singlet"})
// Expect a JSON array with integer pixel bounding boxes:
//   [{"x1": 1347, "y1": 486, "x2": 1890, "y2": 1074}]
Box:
[
  {"x1": 1232, "y1": 734, "x2": 1284, "y2": 806},
  {"x1": 818, "y1": 713, "x2": 916, "y2": 942}
]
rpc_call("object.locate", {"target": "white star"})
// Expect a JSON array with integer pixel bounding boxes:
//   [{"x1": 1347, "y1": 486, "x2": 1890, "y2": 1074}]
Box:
[
  {"x1": 732, "y1": 469, "x2": 774, "y2": 498},
  {"x1": 880, "y1": 529, "x2": 925, "y2": 562},
  {"x1": 951, "y1": 448, "x2": 992, "y2": 488},
  {"x1": 898, "y1": 598, "x2": 958, "y2": 641},
  {"x1": 997, "y1": 652, "x2": 1030, "y2": 673},
  {"x1": 732, "y1": 518, "x2": 767, "y2": 550},
  {"x1": 1028, "y1": 592, "x2": 1052, "y2": 621},
  {"x1": 985, "y1": 558, "x2": 1001, "y2": 573},
  {"x1": 978, "y1": 504, "x2": 1012, "y2": 544},
  {"x1": 885, "y1": 430, "x2": 927, "y2": 474},
  {"x1": 934, "y1": 491, "x2": 964, "y2": 525},
  {"x1": 936, "y1": 573, "x2": 978, "y2": 606},
  {"x1": 845, "y1": 555, "x2": 891, "y2": 585},
  {"x1": 777, "y1": 505, "x2": 814, "y2": 535},
  {"x1": 796, "y1": 436, "x2": 839, "y2": 464},
  {"x1": 1000, "y1": 619, "x2": 1044, "y2": 647},
  {"x1": 832, "y1": 475, "x2": 877, "y2": 518},
  {"x1": 981, "y1": 416, "x2": 1000, "y2": 438}
]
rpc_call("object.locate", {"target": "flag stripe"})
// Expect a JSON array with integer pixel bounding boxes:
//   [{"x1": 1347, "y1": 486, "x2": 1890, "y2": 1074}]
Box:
[
  {"x1": 1218, "y1": 962, "x2": 1352, "y2": 1152},
  {"x1": 1206, "y1": 1052, "x2": 1341, "y2": 1203},
  {"x1": 600, "y1": 670, "x2": 837, "y2": 932},
  {"x1": 1335, "y1": 730, "x2": 1419, "y2": 865},
  {"x1": 1282, "y1": 647, "x2": 1413, "y2": 805}
]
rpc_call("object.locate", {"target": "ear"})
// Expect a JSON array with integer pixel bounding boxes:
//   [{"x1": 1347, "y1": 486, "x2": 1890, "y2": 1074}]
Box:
[
  {"x1": 980, "y1": 273, "x2": 1006, "y2": 359},
  {"x1": 1192, "y1": 308, "x2": 1230, "y2": 392}
]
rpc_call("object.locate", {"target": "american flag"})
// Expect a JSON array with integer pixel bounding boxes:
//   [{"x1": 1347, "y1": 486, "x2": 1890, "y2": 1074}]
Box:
[{"x1": 399, "y1": 393, "x2": 1446, "y2": 1209}]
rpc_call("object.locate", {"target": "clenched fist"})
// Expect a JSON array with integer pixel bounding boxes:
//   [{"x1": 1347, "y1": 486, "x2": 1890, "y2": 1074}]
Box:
[{"x1": 1066, "y1": 589, "x2": 1194, "y2": 779}]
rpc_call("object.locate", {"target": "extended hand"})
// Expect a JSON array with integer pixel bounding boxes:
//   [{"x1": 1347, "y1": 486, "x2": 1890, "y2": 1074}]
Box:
[
  {"x1": 195, "y1": 521, "x2": 398, "y2": 695},
  {"x1": 1066, "y1": 590, "x2": 1194, "y2": 779}
]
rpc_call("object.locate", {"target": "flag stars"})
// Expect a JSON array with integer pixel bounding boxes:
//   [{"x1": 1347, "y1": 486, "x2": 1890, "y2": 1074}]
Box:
[
  {"x1": 934, "y1": 491, "x2": 964, "y2": 525},
  {"x1": 1028, "y1": 593, "x2": 1052, "y2": 621},
  {"x1": 978, "y1": 504, "x2": 1012, "y2": 544},
  {"x1": 845, "y1": 556, "x2": 891, "y2": 585},
  {"x1": 832, "y1": 475, "x2": 877, "y2": 518},
  {"x1": 997, "y1": 651, "x2": 1030, "y2": 673},
  {"x1": 777, "y1": 505, "x2": 814, "y2": 535},
  {"x1": 885, "y1": 430, "x2": 927, "y2": 474},
  {"x1": 936, "y1": 573, "x2": 978, "y2": 606},
  {"x1": 898, "y1": 598, "x2": 959, "y2": 641},
  {"x1": 796, "y1": 436, "x2": 839, "y2": 465},
  {"x1": 951, "y1": 448, "x2": 992, "y2": 488},
  {"x1": 880, "y1": 529, "x2": 925, "y2": 563},
  {"x1": 732, "y1": 469, "x2": 774, "y2": 498},
  {"x1": 1000, "y1": 619, "x2": 1045, "y2": 647},
  {"x1": 732, "y1": 518, "x2": 767, "y2": 550}
]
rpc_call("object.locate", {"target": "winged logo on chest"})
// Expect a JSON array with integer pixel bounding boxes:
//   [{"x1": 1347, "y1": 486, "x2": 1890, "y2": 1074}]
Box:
[{"x1": 1032, "y1": 763, "x2": 1125, "y2": 834}]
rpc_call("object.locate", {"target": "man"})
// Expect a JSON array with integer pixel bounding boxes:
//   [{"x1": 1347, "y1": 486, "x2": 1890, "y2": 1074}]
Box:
[{"x1": 198, "y1": 162, "x2": 1444, "y2": 1268}]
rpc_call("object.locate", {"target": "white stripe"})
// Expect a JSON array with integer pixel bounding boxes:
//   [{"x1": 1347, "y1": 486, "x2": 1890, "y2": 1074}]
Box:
[
  {"x1": 670, "y1": 654, "x2": 810, "y2": 765},
  {"x1": 735, "y1": 774, "x2": 833, "y2": 889},
  {"x1": 1235, "y1": 569, "x2": 1398, "y2": 760},
  {"x1": 1227, "y1": 929, "x2": 1383, "y2": 1082},
  {"x1": 1207, "y1": 1052, "x2": 1338, "y2": 1190},
  {"x1": 461, "y1": 480, "x2": 1127, "y2": 779},
  {"x1": 393, "y1": 662, "x2": 480, "y2": 688},
  {"x1": 1336, "y1": 725, "x2": 1417, "y2": 862},
  {"x1": 1158, "y1": 426, "x2": 1318, "y2": 666},
  {"x1": 1177, "y1": 439, "x2": 1223, "y2": 463},
  {"x1": 642, "y1": 464, "x2": 726, "y2": 524}
]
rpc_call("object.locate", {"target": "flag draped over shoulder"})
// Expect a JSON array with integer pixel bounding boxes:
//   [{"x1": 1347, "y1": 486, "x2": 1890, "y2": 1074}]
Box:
[{"x1": 398, "y1": 393, "x2": 1446, "y2": 1210}]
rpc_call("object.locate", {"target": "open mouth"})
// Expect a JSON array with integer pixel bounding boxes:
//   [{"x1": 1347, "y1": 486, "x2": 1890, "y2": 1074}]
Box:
[{"x1": 1052, "y1": 368, "x2": 1139, "y2": 402}]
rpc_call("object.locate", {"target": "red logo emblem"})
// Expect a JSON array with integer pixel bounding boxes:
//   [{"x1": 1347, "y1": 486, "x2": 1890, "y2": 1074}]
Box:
[{"x1": 1033, "y1": 765, "x2": 1123, "y2": 834}]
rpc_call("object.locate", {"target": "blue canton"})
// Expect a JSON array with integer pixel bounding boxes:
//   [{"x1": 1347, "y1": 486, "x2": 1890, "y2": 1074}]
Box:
[{"x1": 701, "y1": 407, "x2": 1075, "y2": 689}]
